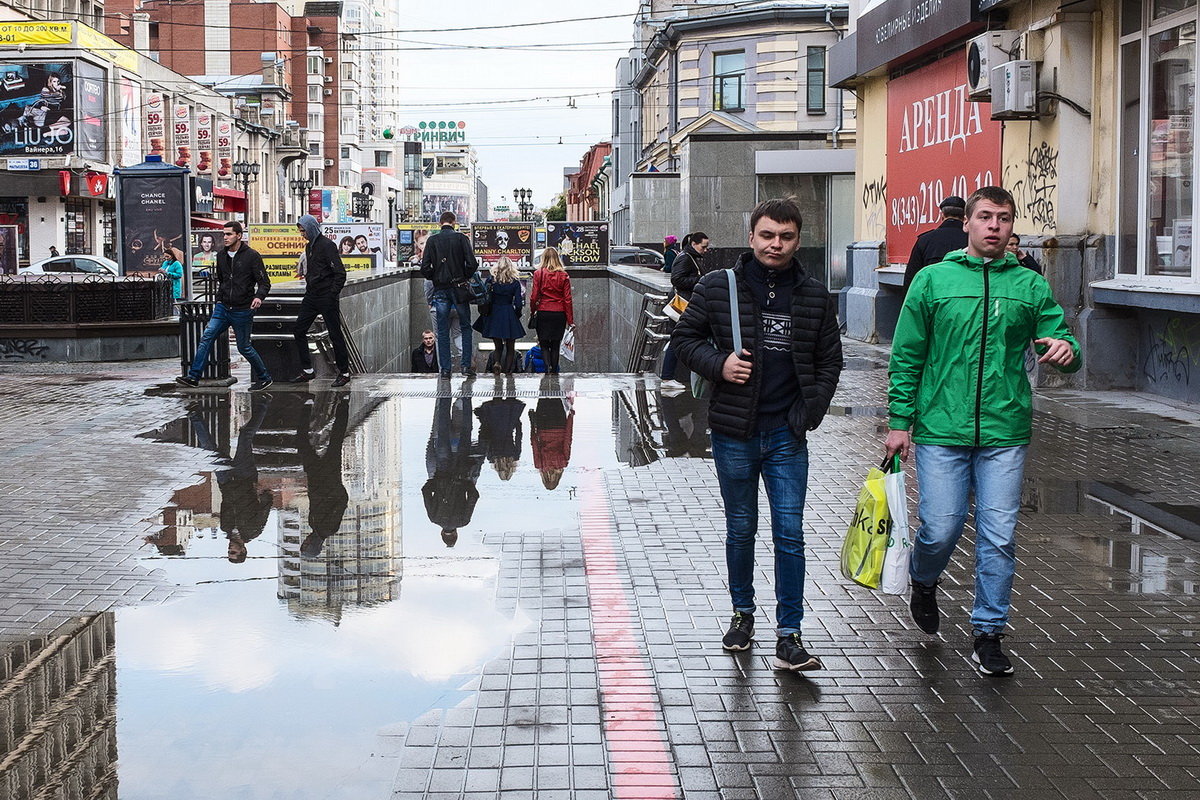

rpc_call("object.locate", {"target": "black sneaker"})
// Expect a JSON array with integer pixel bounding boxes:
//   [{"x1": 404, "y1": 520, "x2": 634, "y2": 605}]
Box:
[
  {"x1": 289, "y1": 370, "x2": 315, "y2": 383},
  {"x1": 910, "y1": 580, "x2": 940, "y2": 634},
  {"x1": 439, "y1": 370, "x2": 452, "y2": 379},
  {"x1": 972, "y1": 632, "x2": 1014, "y2": 676},
  {"x1": 332, "y1": 373, "x2": 351, "y2": 388},
  {"x1": 721, "y1": 611, "x2": 754, "y2": 651},
  {"x1": 773, "y1": 634, "x2": 822, "y2": 671},
  {"x1": 462, "y1": 368, "x2": 476, "y2": 377},
  {"x1": 249, "y1": 378, "x2": 273, "y2": 391},
  {"x1": 174, "y1": 375, "x2": 199, "y2": 388}
]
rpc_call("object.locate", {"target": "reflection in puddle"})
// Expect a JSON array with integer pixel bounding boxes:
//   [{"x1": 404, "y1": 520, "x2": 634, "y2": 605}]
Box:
[
  {"x1": 112, "y1": 382, "x2": 627, "y2": 798},
  {"x1": 614, "y1": 388, "x2": 711, "y2": 465},
  {"x1": 1020, "y1": 476, "x2": 1200, "y2": 595}
]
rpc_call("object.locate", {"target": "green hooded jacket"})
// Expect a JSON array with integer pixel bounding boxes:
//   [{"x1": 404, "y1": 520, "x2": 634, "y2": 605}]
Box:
[{"x1": 888, "y1": 249, "x2": 1082, "y2": 447}]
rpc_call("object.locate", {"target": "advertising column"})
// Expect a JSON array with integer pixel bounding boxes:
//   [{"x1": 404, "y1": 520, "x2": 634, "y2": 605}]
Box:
[{"x1": 115, "y1": 159, "x2": 190, "y2": 285}]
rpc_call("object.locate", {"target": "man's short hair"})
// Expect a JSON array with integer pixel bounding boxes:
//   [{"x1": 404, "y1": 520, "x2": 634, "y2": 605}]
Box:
[
  {"x1": 439, "y1": 211, "x2": 456, "y2": 225},
  {"x1": 422, "y1": 329, "x2": 434, "y2": 336},
  {"x1": 750, "y1": 197, "x2": 804, "y2": 233},
  {"x1": 965, "y1": 186, "x2": 1017, "y2": 219},
  {"x1": 223, "y1": 220, "x2": 243, "y2": 235},
  {"x1": 690, "y1": 231, "x2": 709, "y2": 243}
]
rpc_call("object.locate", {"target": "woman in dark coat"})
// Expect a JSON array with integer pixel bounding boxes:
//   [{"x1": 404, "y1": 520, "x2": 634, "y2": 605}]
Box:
[{"x1": 473, "y1": 256, "x2": 526, "y2": 373}]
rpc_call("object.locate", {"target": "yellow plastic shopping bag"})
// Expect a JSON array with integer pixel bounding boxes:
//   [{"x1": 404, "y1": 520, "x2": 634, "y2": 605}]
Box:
[{"x1": 840, "y1": 457, "x2": 895, "y2": 590}]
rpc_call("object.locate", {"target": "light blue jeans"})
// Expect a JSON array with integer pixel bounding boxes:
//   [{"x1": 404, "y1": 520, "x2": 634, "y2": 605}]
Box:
[
  {"x1": 711, "y1": 427, "x2": 809, "y2": 637},
  {"x1": 430, "y1": 288, "x2": 473, "y2": 372},
  {"x1": 911, "y1": 444, "x2": 1027, "y2": 634}
]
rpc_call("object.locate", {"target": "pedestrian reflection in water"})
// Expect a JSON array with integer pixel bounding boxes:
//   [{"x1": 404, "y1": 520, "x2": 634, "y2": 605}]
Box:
[
  {"x1": 297, "y1": 393, "x2": 350, "y2": 559},
  {"x1": 189, "y1": 394, "x2": 272, "y2": 562},
  {"x1": 423, "y1": 386, "x2": 484, "y2": 547},
  {"x1": 529, "y1": 395, "x2": 574, "y2": 490},
  {"x1": 660, "y1": 390, "x2": 711, "y2": 458},
  {"x1": 476, "y1": 394, "x2": 525, "y2": 481}
]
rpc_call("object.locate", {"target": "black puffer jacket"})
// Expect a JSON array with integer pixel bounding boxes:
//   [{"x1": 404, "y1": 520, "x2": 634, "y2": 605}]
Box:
[
  {"x1": 672, "y1": 253, "x2": 843, "y2": 440},
  {"x1": 670, "y1": 246, "x2": 708, "y2": 300}
]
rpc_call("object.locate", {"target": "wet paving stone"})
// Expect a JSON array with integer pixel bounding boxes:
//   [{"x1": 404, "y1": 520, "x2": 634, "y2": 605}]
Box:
[{"x1": 1, "y1": 352, "x2": 1199, "y2": 798}]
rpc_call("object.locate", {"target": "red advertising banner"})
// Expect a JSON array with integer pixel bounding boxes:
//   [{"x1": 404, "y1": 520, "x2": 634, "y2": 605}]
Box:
[
  {"x1": 886, "y1": 53, "x2": 1002, "y2": 263},
  {"x1": 308, "y1": 188, "x2": 324, "y2": 221},
  {"x1": 145, "y1": 92, "x2": 166, "y2": 158},
  {"x1": 172, "y1": 103, "x2": 192, "y2": 169},
  {"x1": 194, "y1": 110, "x2": 212, "y2": 176}
]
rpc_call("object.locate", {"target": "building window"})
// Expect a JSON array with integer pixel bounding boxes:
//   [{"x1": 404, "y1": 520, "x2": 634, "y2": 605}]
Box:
[
  {"x1": 807, "y1": 46, "x2": 827, "y2": 114},
  {"x1": 375, "y1": 150, "x2": 390, "y2": 167},
  {"x1": 307, "y1": 112, "x2": 322, "y2": 130},
  {"x1": 341, "y1": 146, "x2": 351, "y2": 159},
  {"x1": 1119, "y1": 3, "x2": 1198, "y2": 280},
  {"x1": 308, "y1": 85, "x2": 321, "y2": 103},
  {"x1": 713, "y1": 51, "x2": 745, "y2": 111},
  {"x1": 307, "y1": 55, "x2": 322, "y2": 75}
]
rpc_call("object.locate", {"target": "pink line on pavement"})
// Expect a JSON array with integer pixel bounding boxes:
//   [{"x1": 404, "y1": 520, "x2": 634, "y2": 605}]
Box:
[{"x1": 579, "y1": 472, "x2": 680, "y2": 800}]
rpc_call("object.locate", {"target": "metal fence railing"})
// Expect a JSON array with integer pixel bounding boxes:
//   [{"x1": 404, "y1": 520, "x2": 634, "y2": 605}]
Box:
[
  {"x1": 0, "y1": 274, "x2": 174, "y2": 324},
  {"x1": 626, "y1": 291, "x2": 671, "y2": 373},
  {"x1": 177, "y1": 300, "x2": 230, "y2": 380}
]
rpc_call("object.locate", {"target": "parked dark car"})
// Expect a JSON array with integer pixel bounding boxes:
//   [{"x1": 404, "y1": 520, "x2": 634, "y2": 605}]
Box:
[{"x1": 610, "y1": 246, "x2": 665, "y2": 268}]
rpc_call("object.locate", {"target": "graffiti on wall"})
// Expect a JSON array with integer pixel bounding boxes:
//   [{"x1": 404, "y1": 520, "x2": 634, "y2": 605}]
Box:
[
  {"x1": 0, "y1": 338, "x2": 49, "y2": 360},
  {"x1": 862, "y1": 176, "x2": 887, "y2": 241},
  {"x1": 1004, "y1": 141, "x2": 1059, "y2": 233},
  {"x1": 1143, "y1": 318, "x2": 1199, "y2": 388}
]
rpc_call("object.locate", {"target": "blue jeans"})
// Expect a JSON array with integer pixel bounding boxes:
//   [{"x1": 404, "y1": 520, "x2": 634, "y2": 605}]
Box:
[
  {"x1": 711, "y1": 426, "x2": 809, "y2": 637},
  {"x1": 431, "y1": 288, "x2": 473, "y2": 372},
  {"x1": 188, "y1": 302, "x2": 270, "y2": 382},
  {"x1": 911, "y1": 444, "x2": 1027, "y2": 634}
]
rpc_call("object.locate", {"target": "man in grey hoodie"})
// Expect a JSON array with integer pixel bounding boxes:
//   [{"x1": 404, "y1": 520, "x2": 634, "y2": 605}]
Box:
[{"x1": 293, "y1": 215, "x2": 351, "y2": 387}]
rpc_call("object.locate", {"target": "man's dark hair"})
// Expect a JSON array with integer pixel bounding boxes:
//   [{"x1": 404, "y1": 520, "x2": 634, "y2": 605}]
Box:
[
  {"x1": 223, "y1": 220, "x2": 243, "y2": 235},
  {"x1": 690, "y1": 231, "x2": 709, "y2": 243},
  {"x1": 941, "y1": 206, "x2": 965, "y2": 220},
  {"x1": 750, "y1": 197, "x2": 803, "y2": 233},
  {"x1": 965, "y1": 186, "x2": 1017, "y2": 219},
  {"x1": 439, "y1": 211, "x2": 456, "y2": 225}
]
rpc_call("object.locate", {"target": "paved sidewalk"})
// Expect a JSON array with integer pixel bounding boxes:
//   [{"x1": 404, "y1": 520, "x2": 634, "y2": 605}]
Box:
[{"x1": 1, "y1": 347, "x2": 1199, "y2": 799}]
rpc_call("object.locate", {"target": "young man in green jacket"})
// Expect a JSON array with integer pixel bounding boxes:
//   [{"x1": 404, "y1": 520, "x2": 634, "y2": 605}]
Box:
[{"x1": 884, "y1": 186, "x2": 1081, "y2": 676}]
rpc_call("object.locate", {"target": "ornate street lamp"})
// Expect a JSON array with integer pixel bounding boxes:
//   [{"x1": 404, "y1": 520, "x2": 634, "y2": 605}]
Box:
[
  {"x1": 232, "y1": 160, "x2": 260, "y2": 197},
  {"x1": 513, "y1": 187, "x2": 533, "y2": 222}
]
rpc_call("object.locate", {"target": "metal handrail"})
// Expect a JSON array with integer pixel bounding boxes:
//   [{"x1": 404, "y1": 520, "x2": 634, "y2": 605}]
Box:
[{"x1": 626, "y1": 291, "x2": 672, "y2": 373}]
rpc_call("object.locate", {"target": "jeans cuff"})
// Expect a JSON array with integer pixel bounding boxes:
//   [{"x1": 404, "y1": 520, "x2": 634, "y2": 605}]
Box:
[
  {"x1": 733, "y1": 605, "x2": 755, "y2": 615},
  {"x1": 776, "y1": 627, "x2": 801, "y2": 638}
]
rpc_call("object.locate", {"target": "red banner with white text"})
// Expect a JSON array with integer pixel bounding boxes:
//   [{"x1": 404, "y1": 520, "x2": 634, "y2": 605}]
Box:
[{"x1": 886, "y1": 52, "x2": 1002, "y2": 263}]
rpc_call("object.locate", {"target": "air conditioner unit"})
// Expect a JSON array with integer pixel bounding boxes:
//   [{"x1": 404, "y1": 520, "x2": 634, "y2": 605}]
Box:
[
  {"x1": 323, "y1": 88, "x2": 332, "y2": 96},
  {"x1": 323, "y1": 75, "x2": 332, "y2": 83},
  {"x1": 324, "y1": 158, "x2": 334, "y2": 167},
  {"x1": 967, "y1": 31, "x2": 1020, "y2": 100},
  {"x1": 991, "y1": 61, "x2": 1039, "y2": 120},
  {"x1": 324, "y1": 57, "x2": 334, "y2": 65}
]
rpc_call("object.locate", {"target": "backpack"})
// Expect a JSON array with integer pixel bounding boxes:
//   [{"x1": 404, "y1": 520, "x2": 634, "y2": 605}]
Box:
[{"x1": 524, "y1": 345, "x2": 547, "y2": 373}]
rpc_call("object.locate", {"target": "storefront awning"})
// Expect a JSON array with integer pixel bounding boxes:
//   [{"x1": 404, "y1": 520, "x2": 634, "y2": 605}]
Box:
[{"x1": 191, "y1": 215, "x2": 228, "y2": 229}]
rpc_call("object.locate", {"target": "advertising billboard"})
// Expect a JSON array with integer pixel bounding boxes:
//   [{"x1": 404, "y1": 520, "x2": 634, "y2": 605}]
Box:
[
  {"x1": 172, "y1": 103, "x2": 192, "y2": 169},
  {"x1": 194, "y1": 110, "x2": 213, "y2": 176},
  {"x1": 546, "y1": 221, "x2": 610, "y2": 267},
  {"x1": 0, "y1": 62, "x2": 76, "y2": 157},
  {"x1": 324, "y1": 222, "x2": 384, "y2": 269},
  {"x1": 471, "y1": 222, "x2": 534, "y2": 270},
  {"x1": 117, "y1": 171, "x2": 188, "y2": 275},
  {"x1": 215, "y1": 116, "x2": 233, "y2": 180},
  {"x1": 396, "y1": 223, "x2": 434, "y2": 265},
  {"x1": 145, "y1": 91, "x2": 166, "y2": 158},
  {"x1": 885, "y1": 53, "x2": 1002, "y2": 263},
  {"x1": 249, "y1": 223, "x2": 374, "y2": 279},
  {"x1": 421, "y1": 193, "x2": 469, "y2": 223},
  {"x1": 74, "y1": 61, "x2": 105, "y2": 163},
  {"x1": 117, "y1": 76, "x2": 141, "y2": 167}
]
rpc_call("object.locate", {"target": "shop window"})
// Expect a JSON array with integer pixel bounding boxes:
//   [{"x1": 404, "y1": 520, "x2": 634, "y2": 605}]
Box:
[
  {"x1": 1120, "y1": 5, "x2": 1198, "y2": 280},
  {"x1": 375, "y1": 151, "x2": 390, "y2": 167},
  {"x1": 714, "y1": 51, "x2": 746, "y2": 112},
  {"x1": 807, "y1": 47, "x2": 827, "y2": 114},
  {"x1": 65, "y1": 198, "x2": 90, "y2": 255}
]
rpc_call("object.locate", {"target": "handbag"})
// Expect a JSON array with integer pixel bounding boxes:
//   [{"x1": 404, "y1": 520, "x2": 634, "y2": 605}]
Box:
[
  {"x1": 464, "y1": 271, "x2": 490, "y2": 305},
  {"x1": 689, "y1": 269, "x2": 739, "y2": 399},
  {"x1": 662, "y1": 293, "x2": 688, "y2": 322},
  {"x1": 528, "y1": 310, "x2": 539, "y2": 329},
  {"x1": 839, "y1": 456, "x2": 896, "y2": 590}
]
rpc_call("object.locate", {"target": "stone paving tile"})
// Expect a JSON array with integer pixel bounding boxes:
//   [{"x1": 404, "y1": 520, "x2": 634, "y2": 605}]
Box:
[{"x1": 3, "y1": 350, "x2": 1200, "y2": 798}]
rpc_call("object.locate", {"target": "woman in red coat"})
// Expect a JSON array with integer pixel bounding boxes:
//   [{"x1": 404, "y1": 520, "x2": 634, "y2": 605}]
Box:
[
  {"x1": 529, "y1": 247, "x2": 574, "y2": 374},
  {"x1": 529, "y1": 398, "x2": 574, "y2": 490}
]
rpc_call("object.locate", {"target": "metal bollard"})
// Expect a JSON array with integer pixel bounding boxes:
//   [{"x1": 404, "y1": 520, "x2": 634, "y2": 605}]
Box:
[{"x1": 177, "y1": 300, "x2": 230, "y2": 380}]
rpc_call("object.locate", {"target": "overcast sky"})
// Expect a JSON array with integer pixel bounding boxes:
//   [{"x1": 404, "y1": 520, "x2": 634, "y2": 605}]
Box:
[{"x1": 390, "y1": 1, "x2": 640, "y2": 212}]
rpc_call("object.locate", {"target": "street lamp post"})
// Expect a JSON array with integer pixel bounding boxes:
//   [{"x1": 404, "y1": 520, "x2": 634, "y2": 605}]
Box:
[
  {"x1": 513, "y1": 187, "x2": 534, "y2": 222},
  {"x1": 232, "y1": 160, "x2": 260, "y2": 220},
  {"x1": 290, "y1": 177, "x2": 313, "y2": 221}
]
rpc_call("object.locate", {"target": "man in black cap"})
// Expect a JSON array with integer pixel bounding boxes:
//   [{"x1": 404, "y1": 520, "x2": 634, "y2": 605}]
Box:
[{"x1": 903, "y1": 195, "x2": 968, "y2": 291}]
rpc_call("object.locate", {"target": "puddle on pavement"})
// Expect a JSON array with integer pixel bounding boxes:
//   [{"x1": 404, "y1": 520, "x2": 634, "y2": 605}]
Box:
[{"x1": 93, "y1": 380, "x2": 699, "y2": 798}]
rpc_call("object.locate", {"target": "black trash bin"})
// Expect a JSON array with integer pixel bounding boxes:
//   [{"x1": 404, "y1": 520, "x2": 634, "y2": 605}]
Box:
[{"x1": 177, "y1": 300, "x2": 230, "y2": 380}]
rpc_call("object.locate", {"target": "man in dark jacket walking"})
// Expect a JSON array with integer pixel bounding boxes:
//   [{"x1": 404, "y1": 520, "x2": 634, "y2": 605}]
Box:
[
  {"x1": 673, "y1": 198, "x2": 843, "y2": 672},
  {"x1": 421, "y1": 211, "x2": 478, "y2": 377},
  {"x1": 292, "y1": 215, "x2": 351, "y2": 387},
  {"x1": 902, "y1": 195, "x2": 968, "y2": 291},
  {"x1": 176, "y1": 221, "x2": 273, "y2": 390}
]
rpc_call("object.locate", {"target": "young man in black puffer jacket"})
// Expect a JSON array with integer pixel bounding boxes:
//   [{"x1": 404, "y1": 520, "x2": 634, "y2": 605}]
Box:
[{"x1": 672, "y1": 197, "x2": 843, "y2": 672}]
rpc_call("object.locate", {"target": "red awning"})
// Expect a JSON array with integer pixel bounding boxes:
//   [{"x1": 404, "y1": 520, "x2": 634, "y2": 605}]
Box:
[{"x1": 191, "y1": 215, "x2": 228, "y2": 229}]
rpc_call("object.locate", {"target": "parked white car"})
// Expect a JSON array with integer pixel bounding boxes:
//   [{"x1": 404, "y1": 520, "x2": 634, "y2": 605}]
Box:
[{"x1": 19, "y1": 255, "x2": 120, "y2": 276}]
